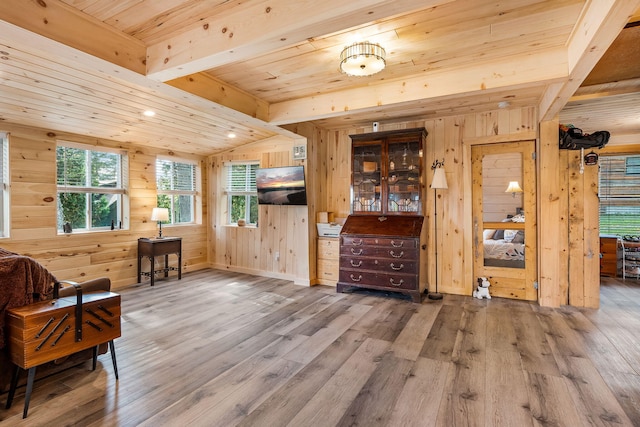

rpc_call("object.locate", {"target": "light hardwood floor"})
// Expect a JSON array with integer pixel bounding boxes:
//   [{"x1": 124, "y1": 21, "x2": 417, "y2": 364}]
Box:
[{"x1": 1, "y1": 270, "x2": 640, "y2": 426}]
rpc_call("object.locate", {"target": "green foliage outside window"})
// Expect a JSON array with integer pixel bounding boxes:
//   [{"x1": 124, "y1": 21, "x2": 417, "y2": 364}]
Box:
[
  {"x1": 156, "y1": 159, "x2": 196, "y2": 224},
  {"x1": 57, "y1": 145, "x2": 124, "y2": 232},
  {"x1": 227, "y1": 163, "x2": 258, "y2": 225}
]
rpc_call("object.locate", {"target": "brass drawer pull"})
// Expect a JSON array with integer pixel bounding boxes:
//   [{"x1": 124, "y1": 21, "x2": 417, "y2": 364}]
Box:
[
  {"x1": 390, "y1": 240, "x2": 404, "y2": 248},
  {"x1": 389, "y1": 278, "x2": 404, "y2": 287},
  {"x1": 350, "y1": 274, "x2": 362, "y2": 282},
  {"x1": 390, "y1": 263, "x2": 404, "y2": 271},
  {"x1": 350, "y1": 260, "x2": 362, "y2": 267},
  {"x1": 390, "y1": 250, "x2": 404, "y2": 258},
  {"x1": 351, "y1": 248, "x2": 363, "y2": 255},
  {"x1": 352, "y1": 239, "x2": 363, "y2": 246}
]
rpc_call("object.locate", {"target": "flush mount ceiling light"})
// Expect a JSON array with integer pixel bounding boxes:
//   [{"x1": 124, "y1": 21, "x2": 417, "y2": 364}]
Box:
[{"x1": 339, "y1": 42, "x2": 386, "y2": 77}]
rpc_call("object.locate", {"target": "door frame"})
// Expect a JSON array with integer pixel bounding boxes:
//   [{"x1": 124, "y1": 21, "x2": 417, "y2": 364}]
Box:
[{"x1": 470, "y1": 140, "x2": 538, "y2": 301}]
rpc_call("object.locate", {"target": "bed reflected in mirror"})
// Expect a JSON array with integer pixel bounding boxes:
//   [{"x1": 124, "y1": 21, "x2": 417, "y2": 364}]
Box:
[{"x1": 482, "y1": 152, "x2": 524, "y2": 269}]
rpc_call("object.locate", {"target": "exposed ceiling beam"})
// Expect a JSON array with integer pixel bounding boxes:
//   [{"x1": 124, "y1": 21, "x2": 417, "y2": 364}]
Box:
[
  {"x1": 0, "y1": 0, "x2": 146, "y2": 74},
  {"x1": 166, "y1": 73, "x2": 270, "y2": 121},
  {"x1": 268, "y1": 47, "x2": 568, "y2": 125},
  {"x1": 145, "y1": 0, "x2": 455, "y2": 81},
  {"x1": 539, "y1": 0, "x2": 640, "y2": 121}
]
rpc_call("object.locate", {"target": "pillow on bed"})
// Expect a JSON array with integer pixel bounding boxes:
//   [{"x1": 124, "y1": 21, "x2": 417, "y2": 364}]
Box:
[
  {"x1": 483, "y1": 229, "x2": 496, "y2": 240},
  {"x1": 504, "y1": 229, "x2": 518, "y2": 242},
  {"x1": 493, "y1": 229, "x2": 504, "y2": 240},
  {"x1": 511, "y1": 230, "x2": 525, "y2": 243}
]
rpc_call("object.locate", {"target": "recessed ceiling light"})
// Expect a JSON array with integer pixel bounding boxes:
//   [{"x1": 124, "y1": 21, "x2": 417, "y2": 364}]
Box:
[
  {"x1": 143, "y1": 110, "x2": 156, "y2": 117},
  {"x1": 228, "y1": 133, "x2": 236, "y2": 138},
  {"x1": 498, "y1": 101, "x2": 511, "y2": 109}
]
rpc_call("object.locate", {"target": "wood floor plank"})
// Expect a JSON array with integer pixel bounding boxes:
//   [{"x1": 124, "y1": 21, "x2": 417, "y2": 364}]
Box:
[
  {"x1": 524, "y1": 372, "x2": 585, "y2": 426},
  {"x1": 1, "y1": 272, "x2": 640, "y2": 426},
  {"x1": 286, "y1": 337, "x2": 390, "y2": 426},
  {"x1": 511, "y1": 306, "x2": 561, "y2": 376},
  {"x1": 363, "y1": 299, "x2": 418, "y2": 342},
  {"x1": 484, "y1": 348, "x2": 533, "y2": 427},
  {"x1": 139, "y1": 333, "x2": 308, "y2": 426},
  {"x1": 433, "y1": 302, "x2": 488, "y2": 426},
  {"x1": 419, "y1": 303, "x2": 464, "y2": 361},
  {"x1": 283, "y1": 302, "x2": 371, "y2": 365},
  {"x1": 387, "y1": 357, "x2": 450, "y2": 427},
  {"x1": 597, "y1": 370, "x2": 640, "y2": 426},
  {"x1": 336, "y1": 352, "x2": 414, "y2": 426},
  {"x1": 561, "y1": 356, "x2": 634, "y2": 426},
  {"x1": 563, "y1": 308, "x2": 636, "y2": 375},
  {"x1": 391, "y1": 303, "x2": 441, "y2": 361},
  {"x1": 236, "y1": 329, "x2": 367, "y2": 427},
  {"x1": 485, "y1": 305, "x2": 519, "y2": 353},
  {"x1": 267, "y1": 293, "x2": 346, "y2": 336}
]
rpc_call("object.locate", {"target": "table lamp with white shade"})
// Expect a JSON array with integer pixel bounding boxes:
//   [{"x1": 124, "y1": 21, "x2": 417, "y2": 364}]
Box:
[{"x1": 151, "y1": 207, "x2": 169, "y2": 238}]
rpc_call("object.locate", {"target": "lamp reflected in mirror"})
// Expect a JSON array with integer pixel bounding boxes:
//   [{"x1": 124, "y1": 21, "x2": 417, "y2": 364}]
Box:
[{"x1": 505, "y1": 181, "x2": 523, "y2": 198}]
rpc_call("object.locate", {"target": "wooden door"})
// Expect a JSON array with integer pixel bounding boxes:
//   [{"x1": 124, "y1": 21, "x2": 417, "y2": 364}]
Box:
[{"x1": 471, "y1": 141, "x2": 537, "y2": 301}]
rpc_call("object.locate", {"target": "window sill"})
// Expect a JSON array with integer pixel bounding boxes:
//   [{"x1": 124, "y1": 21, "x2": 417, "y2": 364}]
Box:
[
  {"x1": 223, "y1": 224, "x2": 258, "y2": 229},
  {"x1": 58, "y1": 228, "x2": 128, "y2": 236}
]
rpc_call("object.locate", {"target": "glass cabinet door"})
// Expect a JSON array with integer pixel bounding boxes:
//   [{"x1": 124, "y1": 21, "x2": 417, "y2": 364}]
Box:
[
  {"x1": 352, "y1": 144, "x2": 382, "y2": 213},
  {"x1": 387, "y1": 140, "x2": 421, "y2": 213}
]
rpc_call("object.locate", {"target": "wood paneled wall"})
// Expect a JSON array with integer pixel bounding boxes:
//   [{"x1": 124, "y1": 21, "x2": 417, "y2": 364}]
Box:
[
  {"x1": 1, "y1": 107, "x2": 603, "y2": 307},
  {"x1": 293, "y1": 107, "x2": 601, "y2": 308},
  {"x1": 208, "y1": 135, "x2": 313, "y2": 285},
  {"x1": 1, "y1": 122, "x2": 208, "y2": 289}
]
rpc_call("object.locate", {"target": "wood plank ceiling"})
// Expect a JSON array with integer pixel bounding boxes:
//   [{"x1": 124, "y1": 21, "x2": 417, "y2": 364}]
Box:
[{"x1": 0, "y1": 0, "x2": 639, "y2": 155}]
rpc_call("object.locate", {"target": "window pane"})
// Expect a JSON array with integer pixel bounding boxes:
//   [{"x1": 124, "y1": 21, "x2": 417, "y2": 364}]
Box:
[
  {"x1": 92, "y1": 193, "x2": 119, "y2": 228},
  {"x1": 157, "y1": 194, "x2": 171, "y2": 210},
  {"x1": 227, "y1": 163, "x2": 258, "y2": 192},
  {"x1": 91, "y1": 151, "x2": 119, "y2": 188},
  {"x1": 600, "y1": 155, "x2": 640, "y2": 235},
  {"x1": 58, "y1": 192, "x2": 87, "y2": 230},
  {"x1": 156, "y1": 159, "x2": 172, "y2": 190},
  {"x1": 230, "y1": 195, "x2": 246, "y2": 223},
  {"x1": 174, "y1": 163, "x2": 195, "y2": 191},
  {"x1": 173, "y1": 194, "x2": 194, "y2": 223},
  {"x1": 57, "y1": 146, "x2": 86, "y2": 186},
  {"x1": 249, "y1": 195, "x2": 258, "y2": 224}
]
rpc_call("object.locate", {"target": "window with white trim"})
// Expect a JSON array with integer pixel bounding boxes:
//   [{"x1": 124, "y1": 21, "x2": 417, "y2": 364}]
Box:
[
  {"x1": 156, "y1": 158, "x2": 198, "y2": 224},
  {"x1": 225, "y1": 161, "x2": 259, "y2": 225},
  {"x1": 0, "y1": 132, "x2": 9, "y2": 238},
  {"x1": 56, "y1": 142, "x2": 128, "y2": 233},
  {"x1": 599, "y1": 155, "x2": 640, "y2": 236}
]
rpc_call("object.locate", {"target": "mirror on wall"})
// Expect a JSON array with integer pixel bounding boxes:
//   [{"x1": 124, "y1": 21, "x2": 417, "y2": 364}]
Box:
[{"x1": 481, "y1": 152, "x2": 525, "y2": 269}]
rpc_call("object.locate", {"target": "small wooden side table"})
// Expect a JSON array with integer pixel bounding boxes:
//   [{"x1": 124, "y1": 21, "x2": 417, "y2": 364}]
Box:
[{"x1": 137, "y1": 237, "x2": 182, "y2": 286}]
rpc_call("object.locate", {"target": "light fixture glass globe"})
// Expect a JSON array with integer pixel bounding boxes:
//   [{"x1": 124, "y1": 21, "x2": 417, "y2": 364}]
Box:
[{"x1": 340, "y1": 42, "x2": 386, "y2": 77}]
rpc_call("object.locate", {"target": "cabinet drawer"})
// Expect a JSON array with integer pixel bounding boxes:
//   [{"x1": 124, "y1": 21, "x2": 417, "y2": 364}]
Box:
[
  {"x1": 340, "y1": 246, "x2": 418, "y2": 260},
  {"x1": 318, "y1": 259, "x2": 339, "y2": 280},
  {"x1": 339, "y1": 269, "x2": 417, "y2": 290},
  {"x1": 342, "y1": 236, "x2": 417, "y2": 249},
  {"x1": 318, "y1": 238, "x2": 340, "y2": 259},
  {"x1": 340, "y1": 257, "x2": 417, "y2": 273}
]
